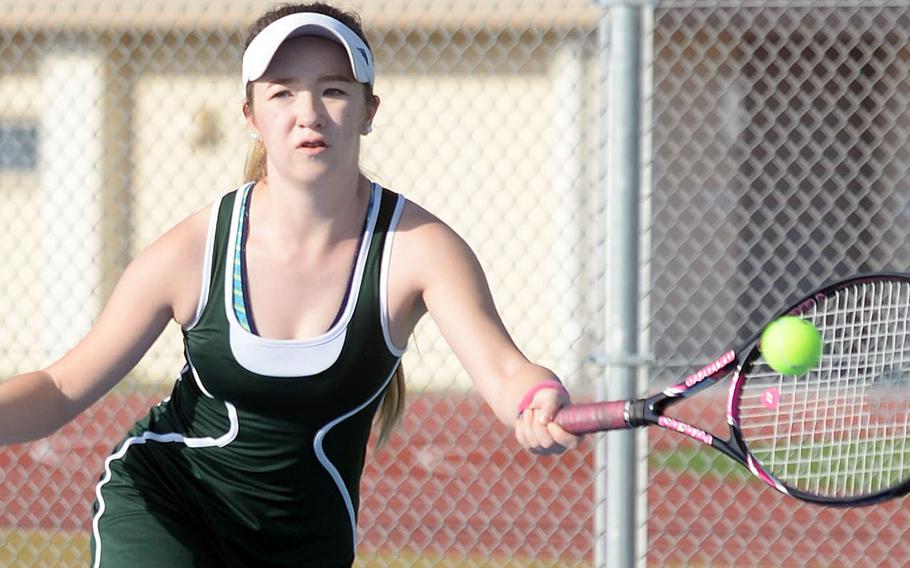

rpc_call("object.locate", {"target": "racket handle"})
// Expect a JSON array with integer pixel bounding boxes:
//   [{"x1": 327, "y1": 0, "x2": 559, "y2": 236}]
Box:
[{"x1": 554, "y1": 401, "x2": 631, "y2": 434}]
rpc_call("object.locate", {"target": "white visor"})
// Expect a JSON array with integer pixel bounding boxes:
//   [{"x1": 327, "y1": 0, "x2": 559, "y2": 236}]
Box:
[{"x1": 242, "y1": 13, "x2": 374, "y2": 85}]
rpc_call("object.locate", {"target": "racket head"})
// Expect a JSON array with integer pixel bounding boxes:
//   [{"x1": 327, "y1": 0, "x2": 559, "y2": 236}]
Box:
[{"x1": 728, "y1": 273, "x2": 910, "y2": 506}]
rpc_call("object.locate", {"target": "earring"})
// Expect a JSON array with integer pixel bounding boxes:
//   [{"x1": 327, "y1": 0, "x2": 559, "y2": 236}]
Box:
[
  {"x1": 362, "y1": 124, "x2": 373, "y2": 135},
  {"x1": 251, "y1": 132, "x2": 260, "y2": 141}
]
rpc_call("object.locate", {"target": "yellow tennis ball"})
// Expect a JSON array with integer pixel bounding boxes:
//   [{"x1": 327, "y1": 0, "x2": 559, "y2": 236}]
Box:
[{"x1": 760, "y1": 316, "x2": 823, "y2": 375}]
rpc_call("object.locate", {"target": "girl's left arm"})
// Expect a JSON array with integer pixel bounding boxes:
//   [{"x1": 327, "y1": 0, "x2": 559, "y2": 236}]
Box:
[{"x1": 398, "y1": 204, "x2": 580, "y2": 454}]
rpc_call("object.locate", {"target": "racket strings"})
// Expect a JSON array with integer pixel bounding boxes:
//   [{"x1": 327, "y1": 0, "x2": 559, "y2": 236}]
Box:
[{"x1": 738, "y1": 279, "x2": 910, "y2": 498}]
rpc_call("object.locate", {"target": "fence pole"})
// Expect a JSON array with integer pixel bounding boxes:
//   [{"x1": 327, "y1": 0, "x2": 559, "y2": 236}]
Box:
[{"x1": 596, "y1": 1, "x2": 643, "y2": 566}]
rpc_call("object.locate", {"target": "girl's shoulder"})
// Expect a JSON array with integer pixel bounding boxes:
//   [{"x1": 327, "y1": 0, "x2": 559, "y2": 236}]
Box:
[
  {"x1": 395, "y1": 197, "x2": 458, "y2": 242},
  {"x1": 391, "y1": 197, "x2": 483, "y2": 288},
  {"x1": 133, "y1": 200, "x2": 218, "y2": 326}
]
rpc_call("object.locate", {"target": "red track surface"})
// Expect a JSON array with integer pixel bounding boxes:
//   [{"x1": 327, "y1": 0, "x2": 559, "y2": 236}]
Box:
[{"x1": 2, "y1": 392, "x2": 909, "y2": 565}]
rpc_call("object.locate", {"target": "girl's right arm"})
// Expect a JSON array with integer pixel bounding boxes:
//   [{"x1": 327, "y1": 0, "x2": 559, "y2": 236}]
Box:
[{"x1": 0, "y1": 207, "x2": 209, "y2": 445}]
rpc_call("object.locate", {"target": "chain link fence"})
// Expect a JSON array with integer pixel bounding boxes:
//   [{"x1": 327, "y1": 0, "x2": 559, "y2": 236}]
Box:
[
  {"x1": 0, "y1": 2, "x2": 601, "y2": 566},
  {"x1": 1, "y1": 1, "x2": 909, "y2": 567},
  {"x1": 646, "y1": 2, "x2": 910, "y2": 566}
]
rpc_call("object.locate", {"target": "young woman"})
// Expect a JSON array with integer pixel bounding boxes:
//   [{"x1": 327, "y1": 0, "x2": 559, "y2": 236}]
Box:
[{"x1": 0, "y1": 3, "x2": 580, "y2": 566}]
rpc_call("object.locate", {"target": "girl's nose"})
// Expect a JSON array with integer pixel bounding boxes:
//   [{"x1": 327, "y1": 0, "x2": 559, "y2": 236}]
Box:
[{"x1": 295, "y1": 92, "x2": 323, "y2": 129}]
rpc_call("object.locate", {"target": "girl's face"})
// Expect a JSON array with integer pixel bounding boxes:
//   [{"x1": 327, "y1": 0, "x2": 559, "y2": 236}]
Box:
[{"x1": 245, "y1": 35, "x2": 376, "y2": 184}]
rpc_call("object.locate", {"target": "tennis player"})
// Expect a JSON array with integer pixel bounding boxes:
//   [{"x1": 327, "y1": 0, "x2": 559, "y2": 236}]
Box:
[{"x1": 0, "y1": 2, "x2": 579, "y2": 566}]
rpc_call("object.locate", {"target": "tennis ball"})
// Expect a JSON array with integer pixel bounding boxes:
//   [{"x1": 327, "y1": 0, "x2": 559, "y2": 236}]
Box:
[{"x1": 760, "y1": 316, "x2": 823, "y2": 375}]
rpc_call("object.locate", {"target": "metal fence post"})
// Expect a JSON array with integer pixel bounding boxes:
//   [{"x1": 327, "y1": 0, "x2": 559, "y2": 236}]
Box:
[{"x1": 595, "y1": 0, "x2": 644, "y2": 566}]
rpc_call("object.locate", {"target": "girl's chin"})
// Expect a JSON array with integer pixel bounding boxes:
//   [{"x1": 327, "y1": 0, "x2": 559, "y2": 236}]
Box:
[{"x1": 272, "y1": 164, "x2": 349, "y2": 184}]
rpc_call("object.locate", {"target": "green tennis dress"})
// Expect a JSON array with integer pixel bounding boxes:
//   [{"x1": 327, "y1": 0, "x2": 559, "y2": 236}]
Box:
[{"x1": 90, "y1": 182, "x2": 406, "y2": 567}]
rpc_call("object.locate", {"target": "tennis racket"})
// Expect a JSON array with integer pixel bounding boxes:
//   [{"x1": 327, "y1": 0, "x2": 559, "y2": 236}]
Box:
[{"x1": 556, "y1": 272, "x2": 910, "y2": 506}]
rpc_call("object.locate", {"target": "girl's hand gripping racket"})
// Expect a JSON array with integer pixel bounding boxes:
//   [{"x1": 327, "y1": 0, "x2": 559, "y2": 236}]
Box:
[{"x1": 556, "y1": 273, "x2": 910, "y2": 506}]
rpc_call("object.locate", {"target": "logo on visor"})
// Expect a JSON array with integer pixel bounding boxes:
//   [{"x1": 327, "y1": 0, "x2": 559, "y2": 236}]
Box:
[{"x1": 357, "y1": 47, "x2": 371, "y2": 67}]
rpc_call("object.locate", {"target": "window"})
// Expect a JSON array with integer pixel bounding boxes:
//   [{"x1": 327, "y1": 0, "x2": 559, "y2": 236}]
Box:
[{"x1": 0, "y1": 121, "x2": 38, "y2": 170}]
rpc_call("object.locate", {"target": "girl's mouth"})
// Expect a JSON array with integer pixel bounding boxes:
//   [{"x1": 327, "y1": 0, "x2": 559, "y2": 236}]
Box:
[{"x1": 297, "y1": 140, "x2": 327, "y2": 154}]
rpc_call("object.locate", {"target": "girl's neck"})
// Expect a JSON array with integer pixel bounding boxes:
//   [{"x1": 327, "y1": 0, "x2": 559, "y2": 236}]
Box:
[{"x1": 250, "y1": 171, "x2": 371, "y2": 252}]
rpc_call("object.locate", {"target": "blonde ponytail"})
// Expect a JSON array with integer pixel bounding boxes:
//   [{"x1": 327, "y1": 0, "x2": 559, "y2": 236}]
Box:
[
  {"x1": 243, "y1": 139, "x2": 268, "y2": 183},
  {"x1": 375, "y1": 363, "x2": 406, "y2": 447}
]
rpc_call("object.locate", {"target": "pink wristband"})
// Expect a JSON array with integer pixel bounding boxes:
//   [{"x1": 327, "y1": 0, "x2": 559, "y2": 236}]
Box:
[{"x1": 517, "y1": 380, "x2": 569, "y2": 418}]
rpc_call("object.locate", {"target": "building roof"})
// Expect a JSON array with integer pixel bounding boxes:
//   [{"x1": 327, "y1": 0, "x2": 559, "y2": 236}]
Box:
[{"x1": 1, "y1": 0, "x2": 601, "y2": 30}]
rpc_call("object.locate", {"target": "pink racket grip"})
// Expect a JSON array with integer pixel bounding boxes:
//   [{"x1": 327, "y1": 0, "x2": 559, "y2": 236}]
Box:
[{"x1": 554, "y1": 401, "x2": 630, "y2": 434}]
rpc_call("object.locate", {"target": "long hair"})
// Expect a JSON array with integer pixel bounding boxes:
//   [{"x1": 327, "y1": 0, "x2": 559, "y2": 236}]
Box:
[{"x1": 242, "y1": 3, "x2": 405, "y2": 446}]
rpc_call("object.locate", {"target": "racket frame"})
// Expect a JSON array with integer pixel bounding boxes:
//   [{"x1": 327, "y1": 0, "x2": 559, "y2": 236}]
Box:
[{"x1": 568, "y1": 272, "x2": 910, "y2": 506}]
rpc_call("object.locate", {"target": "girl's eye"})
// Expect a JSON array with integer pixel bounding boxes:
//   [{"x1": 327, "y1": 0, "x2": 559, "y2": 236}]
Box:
[
  {"x1": 324, "y1": 88, "x2": 347, "y2": 96},
  {"x1": 270, "y1": 90, "x2": 292, "y2": 99}
]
